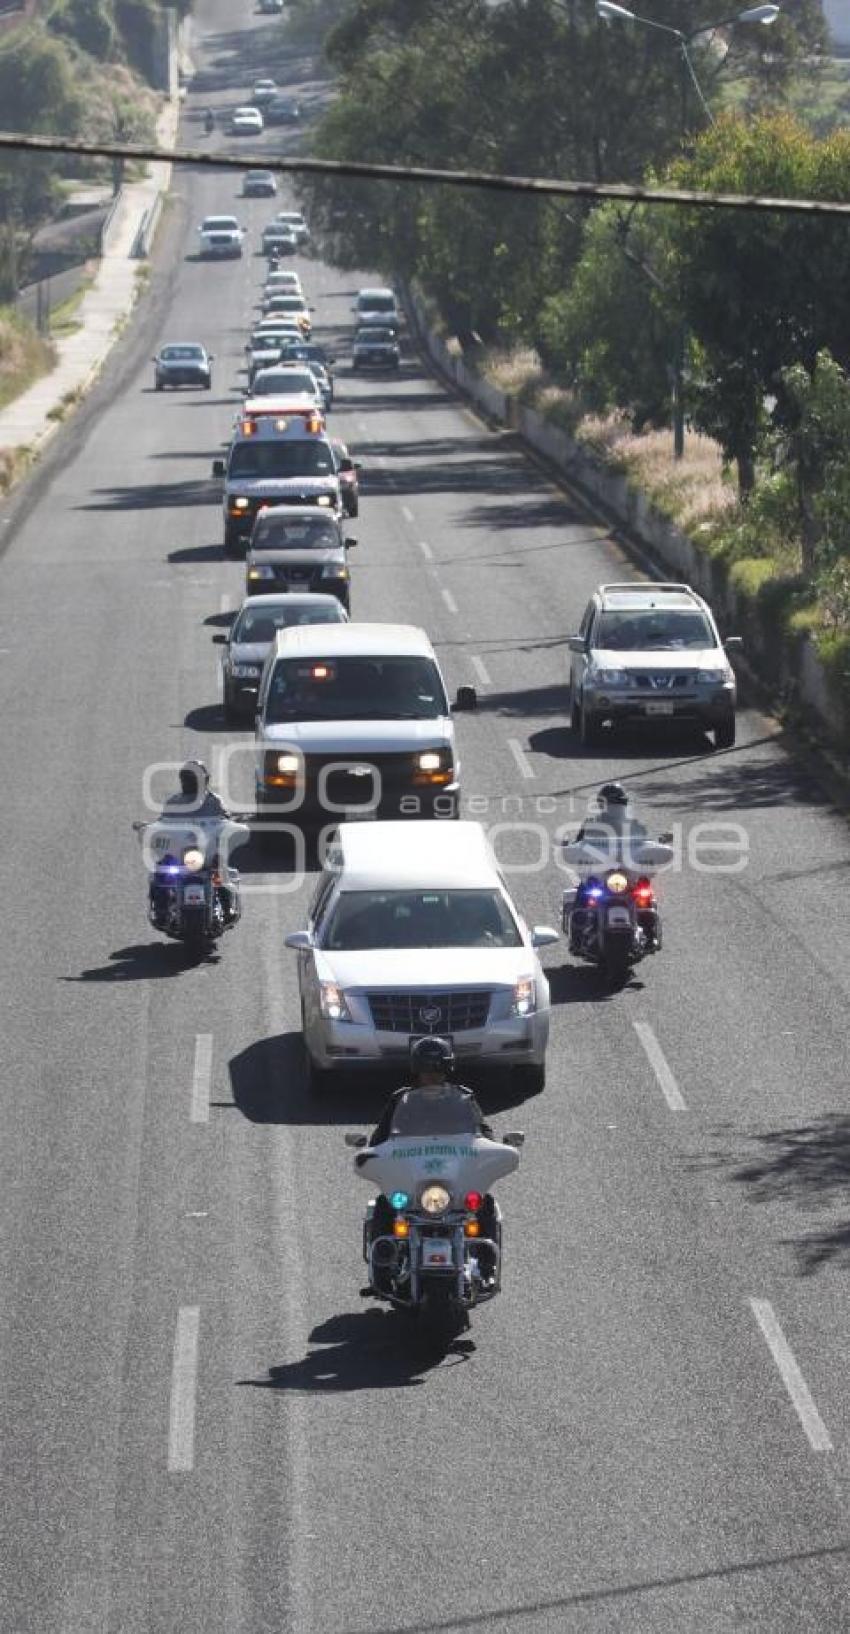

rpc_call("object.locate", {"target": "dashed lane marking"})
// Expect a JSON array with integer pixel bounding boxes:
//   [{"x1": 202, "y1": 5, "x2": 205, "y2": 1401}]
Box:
[
  {"x1": 470, "y1": 655, "x2": 492, "y2": 687},
  {"x1": 750, "y1": 1299, "x2": 833, "y2": 1453},
  {"x1": 508, "y1": 738, "x2": 535, "y2": 780},
  {"x1": 441, "y1": 586, "x2": 459, "y2": 615},
  {"x1": 418, "y1": 540, "x2": 434, "y2": 562},
  {"x1": 190, "y1": 1033, "x2": 212, "y2": 1124},
  {"x1": 168, "y1": 1307, "x2": 200, "y2": 1474},
  {"x1": 633, "y1": 1021, "x2": 687, "y2": 1111}
]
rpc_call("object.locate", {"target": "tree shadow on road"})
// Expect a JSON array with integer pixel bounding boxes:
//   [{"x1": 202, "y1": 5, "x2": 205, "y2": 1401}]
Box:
[
  {"x1": 77, "y1": 481, "x2": 215, "y2": 512},
  {"x1": 706, "y1": 1115, "x2": 850, "y2": 1274},
  {"x1": 239, "y1": 1308, "x2": 475, "y2": 1393}
]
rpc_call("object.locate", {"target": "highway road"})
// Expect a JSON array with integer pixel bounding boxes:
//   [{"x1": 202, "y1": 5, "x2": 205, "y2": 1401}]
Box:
[{"x1": 2, "y1": 3, "x2": 850, "y2": 1631}]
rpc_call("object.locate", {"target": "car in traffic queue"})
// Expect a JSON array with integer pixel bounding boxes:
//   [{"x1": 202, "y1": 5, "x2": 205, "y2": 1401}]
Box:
[
  {"x1": 265, "y1": 96, "x2": 301, "y2": 125},
  {"x1": 231, "y1": 105, "x2": 264, "y2": 135},
  {"x1": 263, "y1": 292, "x2": 312, "y2": 334},
  {"x1": 276, "y1": 210, "x2": 309, "y2": 243},
  {"x1": 352, "y1": 287, "x2": 400, "y2": 330},
  {"x1": 152, "y1": 342, "x2": 213, "y2": 390},
  {"x1": 262, "y1": 222, "x2": 298, "y2": 259},
  {"x1": 251, "y1": 78, "x2": 277, "y2": 105},
  {"x1": 286, "y1": 820, "x2": 556, "y2": 1094},
  {"x1": 245, "y1": 326, "x2": 305, "y2": 384},
  {"x1": 264, "y1": 269, "x2": 303, "y2": 295},
  {"x1": 242, "y1": 169, "x2": 277, "y2": 197},
  {"x1": 330, "y1": 438, "x2": 362, "y2": 517},
  {"x1": 214, "y1": 591, "x2": 349, "y2": 722},
  {"x1": 213, "y1": 415, "x2": 343, "y2": 555},
  {"x1": 249, "y1": 365, "x2": 327, "y2": 409},
  {"x1": 279, "y1": 340, "x2": 336, "y2": 403},
  {"x1": 198, "y1": 215, "x2": 245, "y2": 258},
  {"x1": 254, "y1": 622, "x2": 477, "y2": 830},
  {"x1": 258, "y1": 0, "x2": 283, "y2": 12},
  {"x1": 351, "y1": 325, "x2": 400, "y2": 371},
  {"x1": 244, "y1": 505, "x2": 356, "y2": 610},
  {"x1": 566, "y1": 582, "x2": 741, "y2": 749}
]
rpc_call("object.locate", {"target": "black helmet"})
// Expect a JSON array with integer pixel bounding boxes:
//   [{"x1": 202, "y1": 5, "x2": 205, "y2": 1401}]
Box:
[
  {"x1": 598, "y1": 782, "x2": 628, "y2": 806},
  {"x1": 410, "y1": 1035, "x2": 454, "y2": 1075},
  {"x1": 179, "y1": 759, "x2": 210, "y2": 801}
]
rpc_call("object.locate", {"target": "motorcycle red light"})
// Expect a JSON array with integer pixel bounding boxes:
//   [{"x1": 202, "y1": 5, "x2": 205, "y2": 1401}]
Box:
[
  {"x1": 464, "y1": 1191, "x2": 483, "y2": 1212},
  {"x1": 633, "y1": 878, "x2": 653, "y2": 906}
]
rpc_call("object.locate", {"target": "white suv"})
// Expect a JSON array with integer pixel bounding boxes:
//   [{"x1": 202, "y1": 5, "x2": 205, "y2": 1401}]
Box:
[
  {"x1": 198, "y1": 215, "x2": 245, "y2": 259},
  {"x1": 567, "y1": 582, "x2": 740, "y2": 749},
  {"x1": 286, "y1": 821, "x2": 558, "y2": 1093}
]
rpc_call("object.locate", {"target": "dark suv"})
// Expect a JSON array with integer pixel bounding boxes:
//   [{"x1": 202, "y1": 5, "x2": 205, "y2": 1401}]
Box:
[{"x1": 244, "y1": 506, "x2": 355, "y2": 610}]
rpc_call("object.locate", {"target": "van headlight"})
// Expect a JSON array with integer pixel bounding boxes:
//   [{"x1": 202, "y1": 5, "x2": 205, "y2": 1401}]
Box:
[
  {"x1": 319, "y1": 981, "x2": 351, "y2": 1021},
  {"x1": 321, "y1": 563, "x2": 348, "y2": 579},
  {"x1": 413, "y1": 748, "x2": 452, "y2": 785},
  {"x1": 512, "y1": 975, "x2": 536, "y2": 1016}
]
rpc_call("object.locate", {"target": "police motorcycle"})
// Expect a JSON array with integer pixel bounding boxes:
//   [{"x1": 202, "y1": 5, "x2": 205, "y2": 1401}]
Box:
[
  {"x1": 560, "y1": 783, "x2": 674, "y2": 985},
  {"x1": 132, "y1": 815, "x2": 249, "y2": 950},
  {"x1": 345, "y1": 1092, "x2": 524, "y2": 1331}
]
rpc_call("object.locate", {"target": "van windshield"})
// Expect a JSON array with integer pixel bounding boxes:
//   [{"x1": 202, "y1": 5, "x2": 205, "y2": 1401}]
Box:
[
  {"x1": 265, "y1": 655, "x2": 447, "y2": 721},
  {"x1": 228, "y1": 442, "x2": 335, "y2": 479}
]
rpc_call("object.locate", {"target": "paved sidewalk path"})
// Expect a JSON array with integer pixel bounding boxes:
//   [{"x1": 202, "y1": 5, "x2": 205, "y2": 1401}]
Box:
[{"x1": 0, "y1": 95, "x2": 180, "y2": 458}]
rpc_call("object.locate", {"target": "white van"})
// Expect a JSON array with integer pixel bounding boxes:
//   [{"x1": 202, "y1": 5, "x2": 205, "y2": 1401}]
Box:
[{"x1": 254, "y1": 622, "x2": 476, "y2": 822}]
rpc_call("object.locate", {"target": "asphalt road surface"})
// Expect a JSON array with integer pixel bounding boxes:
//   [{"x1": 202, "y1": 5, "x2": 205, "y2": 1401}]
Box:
[{"x1": 3, "y1": 4, "x2": 850, "y2": 1631}]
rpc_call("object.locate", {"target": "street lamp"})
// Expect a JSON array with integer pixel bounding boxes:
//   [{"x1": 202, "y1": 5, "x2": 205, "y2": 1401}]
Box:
[{"x1": 595, "y1": 0, "x2": 779, "y2": 455}]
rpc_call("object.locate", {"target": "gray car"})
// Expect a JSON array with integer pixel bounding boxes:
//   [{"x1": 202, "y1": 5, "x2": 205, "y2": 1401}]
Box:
[
  {"x1": 567, "y1": 582, "x2": 741, "y2": 749},
  {"x1": 153, "y1": 342, "x2": 213, "y2": 390},
  {"x1": 214, "y1": 592, "x2": 348, "y2": 721},
  {"x1": 244, "y1": 506, "x2": 356, "y2": 610},
  {"x1": 351, "y1": 325, "x2": 400, "y2": 371}
]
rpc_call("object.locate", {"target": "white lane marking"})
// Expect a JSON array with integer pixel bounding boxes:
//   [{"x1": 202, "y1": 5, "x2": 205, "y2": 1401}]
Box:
[
  {"x1": 168, "y1": 1307, "x2": 200, "y2": 1473},
  {"x1": 401, "y1": 504, "x2": 414, "y2": 523},
  {"x1": 441, "y1": 586, "x2": 459, "y2": 615},
  {"x1": 190, "y1": 1033, "x2": 213, "y2": 1124},
  {"x1": 508, "y1": 738, "x2": 535, "y2": 780},
  {"x1": 219, "y1": 591, "x2": 233, "y2": 615},
  {"x1": 633, "y1": 1021, "x2": 687, "y2": 1111},
  {"x1": 418, "y1": 540, "x2": 434, "y2": 562},
  {"x1": 749, "y1": 1299, "x2": 833, "y2": 1452},
  {"x1": 470, "y1": 654, "x2": 492, "y2": 688}
]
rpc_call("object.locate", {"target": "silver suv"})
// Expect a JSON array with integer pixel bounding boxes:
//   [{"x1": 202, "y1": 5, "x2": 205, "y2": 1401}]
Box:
[{"x1": 567, "y1": 583, "x2": 740, "y2": 749}]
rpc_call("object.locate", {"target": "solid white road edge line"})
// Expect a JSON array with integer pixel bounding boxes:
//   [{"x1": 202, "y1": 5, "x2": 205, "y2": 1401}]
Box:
[
  {"x1": 470, "y1": 655, "x2": 492, "y2": 687},
  {"x1": 191, "y1": 1032, "x2": 213, "y2": 1124},
  {"x1": 633, "y1": 1021, "x2": 687, "y2": 1111},
  {"x1": 168, "y1": 1306, "x2": 200, "y2": 1473},
  {"x1": 418, "y1": 540, "x2": 434, "y2": 562},
  {"x1": 749, "y1": 1299, "x2": 833, "y2": 1453},
  {"x1": 508, "y1": 738, "x2": 535, "y2": 780},
  {"x1": 441, "y1": 586, "x2": 459, "y2": 614}
]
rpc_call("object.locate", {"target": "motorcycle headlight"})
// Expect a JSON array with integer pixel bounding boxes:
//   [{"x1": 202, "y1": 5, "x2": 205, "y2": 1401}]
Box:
[
  {"x1": 182, "y1": 848, "x2": 205, "y2": 873},
  {"x1": 420, "y1": 1183, "x2": 451, "y2": 1215},
  {"x1": 606, "y1": 871, "x2": 629, "y2": 894},
  {"x1": 512, "y1": 974, "x2": 536, "y2": 1016},
  {"x1": 319, "y1": 981, "x2": 351, "y2": 1021}
]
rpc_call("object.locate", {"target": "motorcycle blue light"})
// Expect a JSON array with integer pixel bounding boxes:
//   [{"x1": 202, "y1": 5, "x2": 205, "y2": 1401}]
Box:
[{"x1": 390, "y1": 1191, "x2": 409, "y2": 1210}]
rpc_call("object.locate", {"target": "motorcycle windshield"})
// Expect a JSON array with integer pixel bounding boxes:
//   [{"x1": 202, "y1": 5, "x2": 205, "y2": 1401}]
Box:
[
  {"x1": 355, "y1": 1133, "x2": 519, "y2": 1201},
  {"x1": 387, "y1": 1087, "x2": 480, "y2": 1138}
]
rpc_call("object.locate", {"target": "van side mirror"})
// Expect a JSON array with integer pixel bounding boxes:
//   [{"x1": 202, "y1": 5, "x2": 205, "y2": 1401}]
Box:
[
  {"x1": 344, "y1": 1132, "x2": 368, "y2": 1148},
  {"x1": 531, "y1": 926, "x2": 559, "y2": 947},
  {"x1": 212, "y1": 633, "x2": 227, "y2": 645},
  {"x1": 567, "y1": 635, "x2": 586, "y2": 653},
  {"x1": 285, "y1": 930, "x2": 312, "y2": 949},
  {"x1": 212, "y1": 459, "x2": 225, "y2": 478},
  {"x1": 724, "y1": 635, "x2": 743, "y2": 650},
  {"x1": 453, "y1": 685, "x2": 478, "y2": 712}
]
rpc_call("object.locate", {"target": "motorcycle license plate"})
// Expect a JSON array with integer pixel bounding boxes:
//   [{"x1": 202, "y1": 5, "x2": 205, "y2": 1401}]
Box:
[
  {"x1": 182, "y1": 884, "x2": 206, "y2": 905},
  {"x1": 645, "y1": 702, "x2": 674, "y2": 715},
  {"x1": 421, "y1": 1238, "x2": 452, "y2": 1269},
  {"x1": 606, "y1": 905, "x2": 632, "y2": 927}
]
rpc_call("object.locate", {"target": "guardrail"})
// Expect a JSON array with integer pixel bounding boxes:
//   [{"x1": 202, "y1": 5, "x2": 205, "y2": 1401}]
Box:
[{"x1": 99, "y1": 187, "x2": 125, "y2": 255}]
